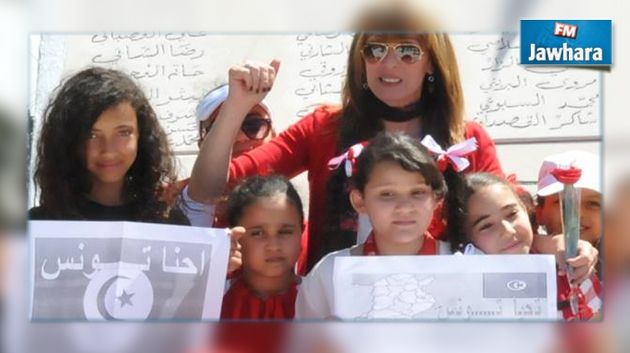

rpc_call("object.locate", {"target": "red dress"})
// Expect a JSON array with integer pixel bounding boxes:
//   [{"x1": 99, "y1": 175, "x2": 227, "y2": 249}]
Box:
[{"x1": 220, "y1": 277, "x2": 299, "y2": 320}]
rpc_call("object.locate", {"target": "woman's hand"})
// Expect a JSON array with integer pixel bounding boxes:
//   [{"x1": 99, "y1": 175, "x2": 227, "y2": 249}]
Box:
[
  {"x1": 226, "y1": 59, "x2": 281, "y2": 112},
  {"x1": 227, "y1": 226, "x2": 245, "y2": 274},
  {"x1": 189, "y1": 59, "x2": 280, "y2": 204}
]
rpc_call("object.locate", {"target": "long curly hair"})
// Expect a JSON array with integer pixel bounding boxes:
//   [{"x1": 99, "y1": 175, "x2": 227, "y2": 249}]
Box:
[
  {"x1": 33, "y1": 67, "x2": 177, "y2": 221},
  {"x1": 318, "y1": 3, "x2": 467, "y2": 265}
]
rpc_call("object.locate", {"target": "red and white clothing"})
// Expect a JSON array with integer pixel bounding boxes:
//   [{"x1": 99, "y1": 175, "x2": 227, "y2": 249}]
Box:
[
  {"x1": 228, "y1": 106, "x2": 505, "y2": 273},
  {"x1": 362, "y1": 231, "x2": 439, "y2": 256},
  {"x1": 295, "y1": 233, "x2": 450, "y2": 319},
  {"x1": 557, "y1": 273, "x2": 602, "y2": 321},
  {"x1": 221, "y1": 276, "x2": 300, "y2": 320}
]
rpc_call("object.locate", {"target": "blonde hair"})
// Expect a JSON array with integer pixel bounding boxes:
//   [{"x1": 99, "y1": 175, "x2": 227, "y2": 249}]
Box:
[{"x1": 339, "y1": 1, "x2": 465, "y2": 147}]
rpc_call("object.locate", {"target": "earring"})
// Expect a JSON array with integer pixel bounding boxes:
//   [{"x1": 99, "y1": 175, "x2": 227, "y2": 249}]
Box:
[
  {"x1": 362, "y1": 82, "x2": 369, "y2": 90},
  {"x1": 426, "y1": 73, "x2": 436, "y2": 94}
]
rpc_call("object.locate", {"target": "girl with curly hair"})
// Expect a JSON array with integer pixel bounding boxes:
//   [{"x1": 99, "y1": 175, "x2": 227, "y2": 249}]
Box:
[{"x1": 30, "y1": 67, "x2": 188, "y2": 224}]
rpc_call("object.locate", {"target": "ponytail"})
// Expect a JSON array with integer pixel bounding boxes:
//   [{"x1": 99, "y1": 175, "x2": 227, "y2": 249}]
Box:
[
  {"x1": 442, "y1": 167, "x2": 468, "y2": 253},
  {"x1": 319, "y1": 166, "x2": 358, "y2": 264}
]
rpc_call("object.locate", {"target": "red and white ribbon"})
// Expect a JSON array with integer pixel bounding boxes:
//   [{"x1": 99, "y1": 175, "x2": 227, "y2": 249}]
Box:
[
  {"x1": 420, "y1": 135, "x2": 478, "y2": 172},
  {"x1": 327, "y1": 142, "x2": 368, "y2": 177}
]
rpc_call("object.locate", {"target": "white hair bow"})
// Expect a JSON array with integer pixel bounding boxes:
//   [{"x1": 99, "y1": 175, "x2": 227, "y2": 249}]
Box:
[
  {"x1": 327, "y1": 142, "x2": 368, "y2": 177},
  {"x1": 420, "y1": 135, "x2": 478, "y2": 172}
]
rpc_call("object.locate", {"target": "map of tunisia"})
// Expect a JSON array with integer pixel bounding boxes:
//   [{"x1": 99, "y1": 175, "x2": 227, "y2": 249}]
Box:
[{"x1": 361, "y1": 273, "x2": 435, "y2": 319}]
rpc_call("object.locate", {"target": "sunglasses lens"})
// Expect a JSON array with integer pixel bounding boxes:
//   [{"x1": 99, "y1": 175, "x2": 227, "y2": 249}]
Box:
[
  {"x1": 395, "y1": 45, "x2": 422, "y2": 64},
  {"x1": 241, "y1": 116, "x2": 270, "y2": 140},
  {"x1": 362, "y1": 43, "x2": 388, "y2": 62}
]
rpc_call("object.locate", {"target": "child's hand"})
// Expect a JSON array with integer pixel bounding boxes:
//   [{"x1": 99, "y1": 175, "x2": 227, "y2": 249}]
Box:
[
  {"x1": 533, "y1": 233, "x2": 598, "y2": 284},
  {"x1": 563, "y1": 240, "x2": 598, "y2": 284},
  {"x1": 227, "y1": 227, "x2": 244, "y2": 274}
]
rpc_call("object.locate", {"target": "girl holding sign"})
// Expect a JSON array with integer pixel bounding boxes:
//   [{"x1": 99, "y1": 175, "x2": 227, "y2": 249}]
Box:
[
  {"x1": 447, "y1": 172, "x2": 602, "y2": 320},
  {"x1": 294, "y1": 133, "x2": 599, "y2": 319},
  {"x1": 294, "y1": 132, "x2": 452, "y2": 319},
  {"x1": 29, "y1": 67, "x2": 244, "y2": 301},
  {"x1": 221, "y1": 175, "x2": 303, "y2": 320}
]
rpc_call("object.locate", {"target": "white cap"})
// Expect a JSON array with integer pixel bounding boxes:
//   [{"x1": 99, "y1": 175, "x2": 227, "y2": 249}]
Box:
[
  {"x1": 195, "y1": 84, "x2": 272, "y2": 122},
  {"x1": 536, "y1": 150, "x2": 601, "y2": 197}
]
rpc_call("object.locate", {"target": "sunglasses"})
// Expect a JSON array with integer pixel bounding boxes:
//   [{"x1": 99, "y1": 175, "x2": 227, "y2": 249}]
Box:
[
  {"x1": 361, "y1": 42, "x2": 424, "y2": 64},
  {"x1": 203, "y1": 114, "x2": 272, "y2": 140}
]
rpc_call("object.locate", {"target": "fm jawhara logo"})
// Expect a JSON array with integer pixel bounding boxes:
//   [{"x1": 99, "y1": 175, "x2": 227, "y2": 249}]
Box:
[{"x1": 521, "y1": 20, "x2": 612, "y2": 65}]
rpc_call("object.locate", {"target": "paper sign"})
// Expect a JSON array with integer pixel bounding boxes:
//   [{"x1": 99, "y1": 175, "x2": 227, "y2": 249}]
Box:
[
  {"x1": 333, "y1": 255, "x2": 558, "y2": 321},
  {"x1": 30, "y1": 221, "x2": 230, "y2": 321}
]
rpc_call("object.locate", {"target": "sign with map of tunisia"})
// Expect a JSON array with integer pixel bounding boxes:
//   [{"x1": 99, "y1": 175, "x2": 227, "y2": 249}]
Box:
[{"x1": 333, "y1": 255, "x2": 558, "y2": 321}]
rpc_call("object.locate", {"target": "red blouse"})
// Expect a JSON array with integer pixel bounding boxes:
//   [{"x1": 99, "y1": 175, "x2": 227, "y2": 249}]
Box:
[
  {"x1": 557, "y1": 273, "x2": 601, "y2": 321},
  {"x1": 362, "y1": 231, "x2": 438, "y2": 256},
  {"x1": 229, "y1": 106, "x2": 504, "y2": 273},
  {"x1": 220, "y1": 277, "x2": 299, "y2": 320}
]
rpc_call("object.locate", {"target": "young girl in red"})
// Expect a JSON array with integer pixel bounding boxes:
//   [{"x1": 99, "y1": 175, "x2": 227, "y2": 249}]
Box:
[
  {"x1": 448, "y1": 172, "x2": 602, "y2": 321},
  {"x1": 295, "y1": 132, "x2": 452, "y2": 319},
  {"x1": 221, "y1": 175, "x2": 303, "y2": 320}
]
